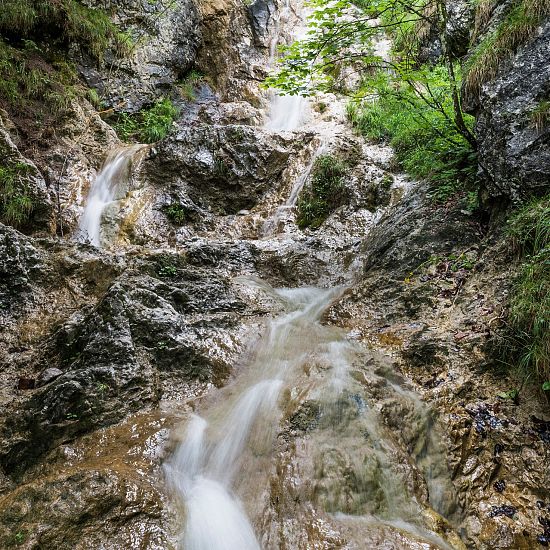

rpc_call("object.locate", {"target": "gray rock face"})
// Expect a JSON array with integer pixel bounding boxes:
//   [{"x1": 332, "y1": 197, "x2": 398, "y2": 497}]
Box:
[
  {"x1": 80, "y1": 0, "x2": 202, "y2": 112},
  {"x1": 0, "y1": 224, "x2": 45, "y2": 314},
  {"x1": 0, "y1": 121, "x2": 54, "y2": 233},
  {"x1": 0, "y1": 247, "x2": 252, "y2": 477},
  {"x1": 35, "y1": 368, "x2": 64, "y2": 387},
  {"x1": 146, "y1": 124, "x2": 310, "y2": 214},
  {"x1": 248, "y1": 0, "x2": 277, "y2": 45},
  {"x1": 473, "y1": 21, "x2": 550, "y2": 200},
  {"x1": 445, "y1": 0, "x2": 474, "y2": 57}
]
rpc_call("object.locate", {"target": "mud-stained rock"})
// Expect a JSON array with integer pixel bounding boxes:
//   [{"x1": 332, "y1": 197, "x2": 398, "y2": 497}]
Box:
[
  {"x1": 197, "y1": 0, "x2": 273, "y2": 104},
  {"x1": 327, "y1": 183, "x2": 550, "y2": 549},
  {"x1": 0, "y1": 412, "x2": 174, "y2": 549}
]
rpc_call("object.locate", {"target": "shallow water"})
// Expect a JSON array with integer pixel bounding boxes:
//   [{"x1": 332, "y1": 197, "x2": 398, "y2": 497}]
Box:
[{"x1": 164, "y1": 280, "x2": 460, "y2": 549}]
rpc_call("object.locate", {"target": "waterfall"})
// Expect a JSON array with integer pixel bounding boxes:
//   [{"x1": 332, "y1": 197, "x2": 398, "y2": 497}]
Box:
[
  {"x1": 263, "y1": 2, "x2": 310, "y2": 131},
  {"x1": 165, "y1": 279, "x2": 459, "y2": 549},
  {"x1": 165, "y1": 285, "x2": 342, "y2": 549},
  {"x1": 162, "y1": 3, "x2": 461, "y2": 548},
  {"x1": 264, "y1": 93, "x2": 309, "y2": 131},
  {"x1": 77, "y1": 145, "x2": 145, "y2": 247}
]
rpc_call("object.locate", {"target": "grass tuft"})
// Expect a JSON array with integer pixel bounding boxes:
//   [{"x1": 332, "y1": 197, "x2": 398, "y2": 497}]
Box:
[
  {"x1": 503, "y1": 194, "x2": 550, "y2": 386},
  {"x1": 530, "y1": 100, "x2": 550, "y2": 132},
  {"x1": 178, "y1": 70, "x2": 204, "y2": 101},
  {"x1": 0, "y1": 0, "x2": 129, "y2": 61},
  {"x1": 0, "y1": 161, "x2": 35, "y2": 227}
]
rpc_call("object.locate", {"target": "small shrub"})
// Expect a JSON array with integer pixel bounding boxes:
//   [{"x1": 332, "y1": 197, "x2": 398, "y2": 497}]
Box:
[
  {"x1": 0, "y1": 161, "x2": 35, "y2": 227},
  {"x1": 164, "y1": 203, "x2": 186, "y2": 225},
  {"x1": 87, "y1": 87, "x2": 101, "y2": 108},
  {"x1": 347, "y1": 67, "x2": 478, "y2": 203},
  {"x1": 296, "y1": 154, "x2": 348, "y2": 229},
  {"x1": 503, "y1": 194, "x2": 550, "y2": 386},
  {"x1": 111, "y1": 98, "x2": 180, "y2": 143}
]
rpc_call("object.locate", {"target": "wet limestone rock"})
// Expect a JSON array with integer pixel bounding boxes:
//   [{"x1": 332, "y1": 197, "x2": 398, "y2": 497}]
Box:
[
  {"x1": 80, "y1": 0, "x2": 201, "y2": 112},
  {"x1": 467, "y1": 20, "x2": 550, "y2": 200},
  {"x1": 0, "y1": 249, "x2": 250, "y2": 478},
  {"x1": 326, "y1": 184, "x2": 549, "y2": 549},
  {"x1": 146, "y1": 124, "x2": 310, "y2": 215}
]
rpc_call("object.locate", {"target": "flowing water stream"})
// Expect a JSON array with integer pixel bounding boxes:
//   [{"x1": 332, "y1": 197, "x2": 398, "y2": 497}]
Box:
[
  {"x1": 72, "y1": 5, "x2": 463, "y2": 547},
  {"x1": 164, "y1": 275, "x2": 460, "y2": 549},
  {"x1": 77, "y1": 144, "x2": 145, "y2": 246}
]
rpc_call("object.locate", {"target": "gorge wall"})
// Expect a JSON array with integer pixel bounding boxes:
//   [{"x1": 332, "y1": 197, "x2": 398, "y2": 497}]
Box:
[{"x1": 0, "y1": 0, "x2": 549, "y2": 549}]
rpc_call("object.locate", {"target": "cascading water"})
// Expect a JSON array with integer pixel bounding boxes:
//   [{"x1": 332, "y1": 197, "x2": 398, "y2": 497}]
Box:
[
  {"x1": 264, "y1": 3, "x2": 310, "y2": 131},
  {"x1": 165, "y1": 277, "x2": 460, "y2": 549},
  {"x1": 77, "y1": 145, "x2": 145, "y2": 247},
  {"x1": 264, "y1": 94, "x2": 309, "y2": 131},
  {"x1": 164, "y1": 283, "x2": 342, "y2": 549},
  {"x1": 164, "y1": 2, "x2": 462, "y2": 547}
]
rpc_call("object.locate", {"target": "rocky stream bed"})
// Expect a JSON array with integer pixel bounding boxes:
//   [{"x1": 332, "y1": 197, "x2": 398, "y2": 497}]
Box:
[{"x1": 0, "y1": 0, "x2": 549, "y2": 548}]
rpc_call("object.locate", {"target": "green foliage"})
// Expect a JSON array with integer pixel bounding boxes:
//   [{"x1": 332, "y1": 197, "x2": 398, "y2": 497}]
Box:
[
  {"x1": 297, "y1": 154, "x2": 348, "y2": 229},
  {"x1": 497, "y1": 388, "x2": 519, "y2": 400},
  {"x1": 0, "y1": 0, "x2": 129, "y2": 61},
  {"x1": 464, "y1": 0, "x2": 550, "y2": 99},
  {"x1": 164, "y1": 203, "x2": 187, "y2": 225},
  {"x1": 87, "y1": 87, "x2": 101, "y2": 108},
  {"x1": 112, "y1": 99, "x2": 179, "y2": 143},
  {"x1": 265, "y1": 0, "x2": 478, "y2": 206},
  {"x1": 0, "y1": 38, "x2": 79, "y2": 115},
  {"x1": 178, "y1": 69, "x2": 204, "y2": 101},
  {"x1": 8, "y1": 530, "x2": 27, "y2": 546},
  {"x1": 530, "y1": 100, "x2": 550, "y2": 132},
  {"x1": 504, "y1": 194, "x2": 550, "y2": 387},
  {"x1": 0, "y1": 161, "x2": 35, "y2": 227},
  {"x1": 154, "y1": 253, "x2": 186, "y2": 278},
  {"x1": 347, "y1": 67, "x2": 477, "y2": 202},
  {"x1": 263, "y1": 0, "x2": 445, "y2": 96}
]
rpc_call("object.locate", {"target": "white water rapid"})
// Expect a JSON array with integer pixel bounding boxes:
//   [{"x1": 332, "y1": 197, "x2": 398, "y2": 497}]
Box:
[
  {"x1": 164, "y1": 284, "x2": 342, "y2": 550},
  {"x1": 77, "y1": 145, "x2": 144, "y2": 247},
  {"x1": 165, "y1": 278, "x2": 459, "y2": 549}
]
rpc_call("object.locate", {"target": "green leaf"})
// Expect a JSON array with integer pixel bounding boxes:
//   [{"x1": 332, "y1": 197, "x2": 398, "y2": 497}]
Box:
[{"x1": 497, "y1": 389, "x2": 519, "y2": 400}]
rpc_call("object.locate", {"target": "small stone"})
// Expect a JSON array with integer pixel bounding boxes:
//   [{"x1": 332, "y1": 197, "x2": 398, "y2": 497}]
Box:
[
  {"x1": 36, "y1": 368, "x2": 64, "y2": 387},
  {"x1": 489, "y1": 505, "x2": 517, "y2": 518},
  {"x1": 493, "y1": 480, "x2": 506, "y2": 493}
]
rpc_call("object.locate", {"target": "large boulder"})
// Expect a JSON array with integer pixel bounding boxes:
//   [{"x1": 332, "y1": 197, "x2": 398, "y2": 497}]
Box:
[
  {"x1": 80, "y1": 0, "x2": 202, "y2": 112},
  {"x1": 146, "y1": 124, "x2": 310, "y2": 215},
  {"x1": 0, "y1": 250, "x2": 250, "y2": 478},
  {"x1": 470, "y1": 20, "x2": 550, "y2": 200}
]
